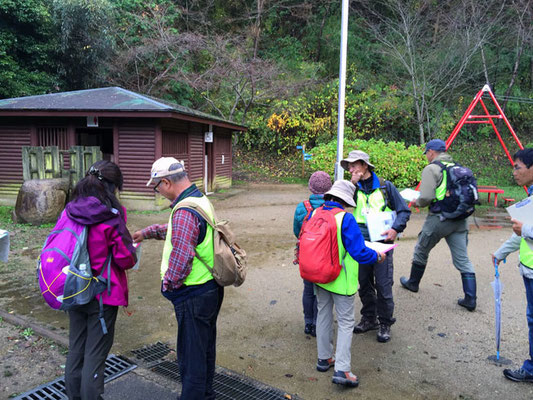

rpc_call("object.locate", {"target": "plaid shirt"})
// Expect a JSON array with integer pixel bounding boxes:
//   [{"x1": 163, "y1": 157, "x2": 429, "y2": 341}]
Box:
[{"x1": 141, "y1": 204, "x2": 201, "y2": 291}]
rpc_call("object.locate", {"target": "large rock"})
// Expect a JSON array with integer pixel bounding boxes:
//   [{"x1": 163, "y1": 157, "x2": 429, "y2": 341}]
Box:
[{"x1": 15, "y1": 178, "x2": 70, "y2": 226}]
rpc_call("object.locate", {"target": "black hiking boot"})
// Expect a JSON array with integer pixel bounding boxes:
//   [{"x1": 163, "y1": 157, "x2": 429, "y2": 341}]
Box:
[
  {"x1": 353, "y1": 318, "x2": 379, "y2": 334},
  {"x1": 376, "y1": 324, "x2": 391, "y2": 343}
]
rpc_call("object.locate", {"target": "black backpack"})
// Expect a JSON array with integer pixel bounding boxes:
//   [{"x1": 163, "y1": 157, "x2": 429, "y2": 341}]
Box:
[{"x1": 430, "y1": 161, "x2": 480, "y2": 220}]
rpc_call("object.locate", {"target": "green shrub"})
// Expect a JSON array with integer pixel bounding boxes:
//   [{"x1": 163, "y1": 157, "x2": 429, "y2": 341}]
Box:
[{"x1": 307, "y1": 139, "x2": 426, "y2": 188}]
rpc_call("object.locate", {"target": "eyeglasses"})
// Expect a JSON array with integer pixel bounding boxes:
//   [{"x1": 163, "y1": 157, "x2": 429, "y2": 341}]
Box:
[{"x1": 153, "y1": 180, "x2": 163, "y2": 193}]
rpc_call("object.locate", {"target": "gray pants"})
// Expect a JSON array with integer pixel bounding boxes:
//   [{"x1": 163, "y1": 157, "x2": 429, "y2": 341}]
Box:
[
  {"x1": 315, "y1": 286, "x2": 355, "y2": 372},
  {"x1": 65, "y1": 300, "x2": 118, "y2": 400},
  {"x1": 412, "y1": 214, "x2": 475, "y2": 273}
]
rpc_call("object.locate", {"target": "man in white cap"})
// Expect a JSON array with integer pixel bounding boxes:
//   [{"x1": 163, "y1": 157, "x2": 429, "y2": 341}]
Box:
[
  {"x1": 341, "y1": 150, "x2": 411, "y2": 343},
  {"x1": 400, "y1": 139, "x2": 477, "y2": 312},
  {"x1": 313, "y1": 179, "x2": 386, "y2": 388},
  {"x1": 133, "y1": 157, "x2": 223, "y2": 399}
]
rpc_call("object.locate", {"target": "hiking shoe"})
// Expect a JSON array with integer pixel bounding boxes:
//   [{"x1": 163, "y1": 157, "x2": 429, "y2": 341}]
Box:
[
  {"x1": 316, "y1": 358, "x2": 335, "y2": 372},
  {"x1": 332, "y1": 370, "x2": 359, "y2": 387},
  {"x1": 377, "y1": 324, "x2": 391, "y2": 343},
  {"x1": 353, "y1": 318, "x2": 379, "y2": 334},
  {"x1": 503, "y1": 368, "x2": 533, "y2": 383}
]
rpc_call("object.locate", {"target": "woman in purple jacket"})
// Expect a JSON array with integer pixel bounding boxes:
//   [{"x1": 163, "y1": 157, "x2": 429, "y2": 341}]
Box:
[{"x1": 64, "y1": 160, "x2": 137, "y2": 400}]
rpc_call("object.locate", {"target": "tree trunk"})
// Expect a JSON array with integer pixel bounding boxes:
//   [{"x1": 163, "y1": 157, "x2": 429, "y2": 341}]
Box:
[{"x1": 502, "y1": 38, "x2": 524, "y2": 116}]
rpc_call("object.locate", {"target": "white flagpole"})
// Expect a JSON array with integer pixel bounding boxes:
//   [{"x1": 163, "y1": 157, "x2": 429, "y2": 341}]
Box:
[{"x1": 335, "y1": 0, "x2": 349, "y2": 181}]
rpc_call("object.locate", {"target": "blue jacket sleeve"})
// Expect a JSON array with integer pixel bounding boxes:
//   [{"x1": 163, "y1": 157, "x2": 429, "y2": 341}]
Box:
[
  {"x1": 385, "y1": 181, "x2": 411, "y2": 233},
  {"x1": 293, "y1": 202, "x2": 306, "y2": 237},
  {"x1": 341, "y1": 213, "x2": 378, "y2": 264}
]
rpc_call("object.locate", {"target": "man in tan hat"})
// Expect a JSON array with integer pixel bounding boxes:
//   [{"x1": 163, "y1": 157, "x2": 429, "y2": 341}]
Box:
[
  {"x1": 313, "y1": 179, "x2": 386, "y2": 388},
  {"x1": 341, "y1": 150, "x2": 411, "y2": 343},
  {"x1": 133, "y1": 157, "x2": 223, "y2": 399}
]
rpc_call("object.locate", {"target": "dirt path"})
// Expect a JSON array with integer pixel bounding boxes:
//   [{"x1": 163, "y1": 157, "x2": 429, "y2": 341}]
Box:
[{"x1": 2, "y1": 183, "x2": 533, "y2": 399}]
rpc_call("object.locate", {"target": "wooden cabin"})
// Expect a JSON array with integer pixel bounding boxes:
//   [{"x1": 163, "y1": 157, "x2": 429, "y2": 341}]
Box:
[{"x1": 0, "y1": 87, "x2": 246, "y2": 208}]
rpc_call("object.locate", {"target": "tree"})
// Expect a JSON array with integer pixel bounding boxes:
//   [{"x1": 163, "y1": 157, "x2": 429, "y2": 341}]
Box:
[
  {"x1": 52, "y1": 0, "x2": 115, "y2": 90},
  {"x1": 0, "y1": 0, "x2": 60, "y2": 98},
  {"x1": 354, "y1": 0, "x2": 505, "y2": 144}
]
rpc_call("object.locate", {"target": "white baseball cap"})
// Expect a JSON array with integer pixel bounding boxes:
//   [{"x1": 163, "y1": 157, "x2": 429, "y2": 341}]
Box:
[{"x1": 146, "y1": 157, "x2": 185, "y2": 186}]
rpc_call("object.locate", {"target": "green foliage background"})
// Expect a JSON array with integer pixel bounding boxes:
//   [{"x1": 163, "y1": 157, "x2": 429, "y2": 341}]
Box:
[
  {"x1": 307, "y1": 139, "x2": 426, "y2": 188},
  {"x1": 1, "y1": 0, "x2": 533, "y2": 186}
]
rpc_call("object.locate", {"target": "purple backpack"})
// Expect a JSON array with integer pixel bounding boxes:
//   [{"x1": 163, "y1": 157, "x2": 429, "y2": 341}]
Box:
[{"x1": 38, "y1": 210, "x2": 111, "y2": 333}]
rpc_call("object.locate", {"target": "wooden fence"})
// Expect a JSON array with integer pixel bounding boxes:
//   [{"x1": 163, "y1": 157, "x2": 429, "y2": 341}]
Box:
[{"x1": 22, "y1": 146, "x2": 102, "y2": 186}]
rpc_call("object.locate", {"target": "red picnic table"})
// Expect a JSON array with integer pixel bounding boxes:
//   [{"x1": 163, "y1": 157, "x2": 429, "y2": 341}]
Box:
[{"x1": 477, "y1": 186, "x2": 505, "y2": 207}]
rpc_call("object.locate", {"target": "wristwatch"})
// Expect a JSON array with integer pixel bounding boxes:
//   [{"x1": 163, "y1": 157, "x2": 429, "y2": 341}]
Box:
[{"x1": 377, "y1": 253, "x2": 382, "y2": 262}]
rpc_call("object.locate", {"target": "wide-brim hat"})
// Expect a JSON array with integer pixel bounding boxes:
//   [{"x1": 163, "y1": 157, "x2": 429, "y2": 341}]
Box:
[
  {"x1": 340, "y1": 150, "x2": 375, "y2": 171},
  {"x1": 325, "y1": 180, "x2": 356, "y2": 207}
]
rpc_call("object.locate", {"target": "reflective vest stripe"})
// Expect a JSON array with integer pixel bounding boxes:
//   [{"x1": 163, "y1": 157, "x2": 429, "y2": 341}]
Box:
[
  {"x1": 316, "y1": 211, "x2": 359, "y2": 295},
  {"x1": 520, "y1": 238, "x2": 533, "y2": 269},
  {"x1": 354, "y1": 188, "x2": 392, "y2": 224},
  {"x1": 160, "y1": 195, "x2": 215, "y2": 285}
]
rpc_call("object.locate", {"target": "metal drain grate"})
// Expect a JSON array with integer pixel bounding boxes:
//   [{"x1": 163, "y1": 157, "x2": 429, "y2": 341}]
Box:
[
  {"x1": 213, "y1": 372, "x2": 290, "y2": 400},
  {"x1": 13, "y1": 354, "x2": 137, "y2": 400},
  {"x1": 131, "y1": 341, "x2": 171, "y2": 363},
  {"x1": 151, "y1": 360, "x2": 182, "y2": 382},
  {"x1": 150, "y1": 360, "x2": 291, "y2": 400},
  {"x1": 104, "y1": 354, "x2": 137, "y2": 381}
]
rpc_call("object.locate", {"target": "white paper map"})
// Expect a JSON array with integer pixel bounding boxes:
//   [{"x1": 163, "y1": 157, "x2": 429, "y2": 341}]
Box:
[
  {"x1": 400, "y1": 188, "x2": 420, "y2": 202},
  {"x1": 365, "y1": 241, "x2": 397, "y2": 253},
  {"x1": 366, "y1": 211, "x2": 396, "y2": 242},
  {"x1": 506, "y1": 195, "x2": 533, "y2": 225}
]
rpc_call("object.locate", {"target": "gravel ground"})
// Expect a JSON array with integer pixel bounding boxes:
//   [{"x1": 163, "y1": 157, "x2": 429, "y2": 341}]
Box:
[{"x1": 1, "y1": 183, "x2": 533, "y2": 399}]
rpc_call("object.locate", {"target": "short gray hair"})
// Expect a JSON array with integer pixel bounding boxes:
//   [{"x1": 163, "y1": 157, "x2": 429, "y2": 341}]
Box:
[{"x1": 166, "y1": 169, "x2": 188, "y2": 183}]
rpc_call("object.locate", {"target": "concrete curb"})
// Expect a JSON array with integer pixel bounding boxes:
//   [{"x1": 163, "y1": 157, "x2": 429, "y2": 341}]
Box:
[{"x1": 0, "y1": 308, "x2": 68, "y2": 347}]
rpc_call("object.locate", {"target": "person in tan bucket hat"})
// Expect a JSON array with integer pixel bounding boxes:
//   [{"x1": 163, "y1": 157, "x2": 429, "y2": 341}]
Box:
[
  {"x1": 341, "y1": 150, "x2": 411, "y2": 343},
  {"x1": 312, "y1": 179, "x2": 386, "y2": 388}
]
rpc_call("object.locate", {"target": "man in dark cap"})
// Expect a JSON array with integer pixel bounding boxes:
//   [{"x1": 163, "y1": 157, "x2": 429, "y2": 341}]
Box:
[{"x1": 400, "y1": 139, "x2": 477, "y2": 311}]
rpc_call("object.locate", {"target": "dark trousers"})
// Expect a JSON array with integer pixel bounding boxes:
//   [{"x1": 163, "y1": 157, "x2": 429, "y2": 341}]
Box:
[
  {"x1": 523, "y1": 276, "x2": 533, "y2": 375},
  {"x1": 167, "y1": 285, "x2": 224, "y2": 400},
  {"x1": 65, "y1": 300, "x2": 118, "y2": 400},
  {"x1": 358, "y1": 249, "x2": 395, "y2": 326},
  {"x1": 302, "y1": 279, "x2": 317, "y2": 325}
]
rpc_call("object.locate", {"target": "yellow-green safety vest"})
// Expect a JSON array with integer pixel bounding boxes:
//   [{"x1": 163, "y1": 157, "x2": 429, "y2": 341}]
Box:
[
  {"x1": 316, "y1": 211, "x2": 359, "y2": 296},
  {"x1": 434, "y1": 161, "x2": 452, "y2": 202},
  {"x1": 520, "y1": 238, "x2": 533, "y2": 269},
  {"x1": 353, "y1": 187, "x2": 392, "y2": 224},
  {"x1": 160, "y1": 195, "x2": 215, "y2": 286}
]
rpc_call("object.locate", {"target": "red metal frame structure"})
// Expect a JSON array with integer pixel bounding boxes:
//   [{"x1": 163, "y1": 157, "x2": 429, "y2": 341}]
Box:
[
  {"x1": 445, "y1": 84, "x2": 523, "y2": 167},
  {"x1": 444, "y1": 84, "x2": 527, "y2": 195},
  {"x1": 411, "y1": 85, "x2": 527, "y2": 208}
]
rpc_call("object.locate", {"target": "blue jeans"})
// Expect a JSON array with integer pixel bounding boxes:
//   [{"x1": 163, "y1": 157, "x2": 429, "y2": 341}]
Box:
[
  {"x1": 165, "y1": 285, "x2": 224, "y2": 400},
  {"x1": 523, "y1": 276, "x2": 533, "y2": 374},
  {"x1": 302, "y1": 280, "x2": 317, "y2": 325}
]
